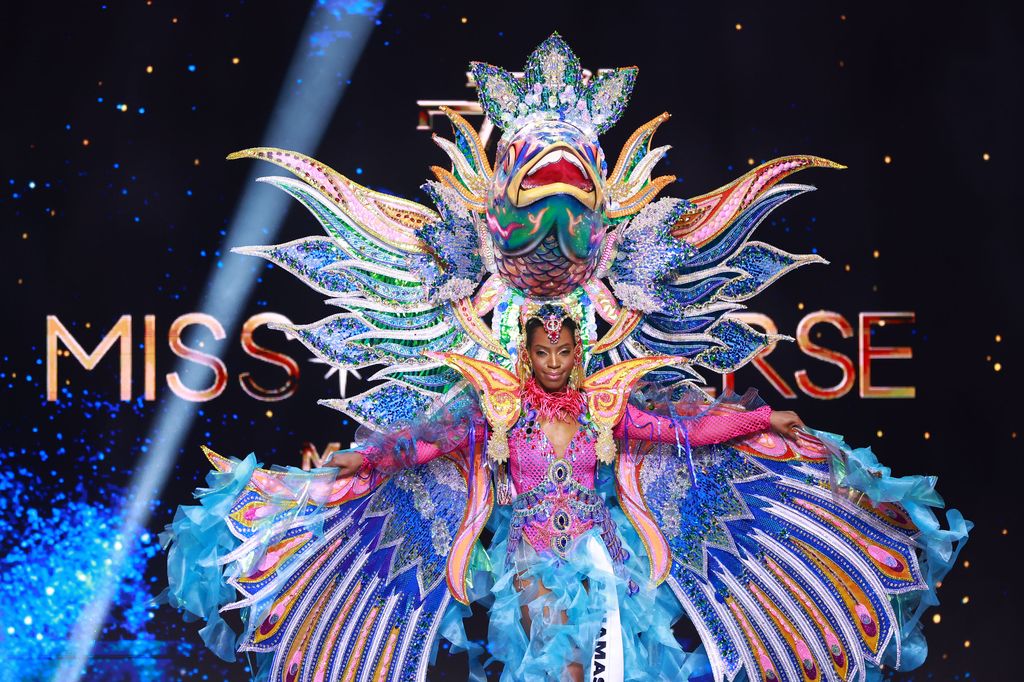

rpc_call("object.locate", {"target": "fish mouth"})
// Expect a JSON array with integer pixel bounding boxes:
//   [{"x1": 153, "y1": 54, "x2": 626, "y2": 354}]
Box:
[{"x1": 510, "y1": 144, "x2": 601, "y2": 210}]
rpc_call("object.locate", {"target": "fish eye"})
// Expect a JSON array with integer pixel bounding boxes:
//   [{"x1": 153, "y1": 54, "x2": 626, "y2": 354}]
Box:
[{"x1": 504, "y1": 146, "x2": 515, "y2": 173}]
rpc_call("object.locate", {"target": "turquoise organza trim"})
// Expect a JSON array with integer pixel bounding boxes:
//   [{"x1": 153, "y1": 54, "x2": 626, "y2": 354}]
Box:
[
  {"x1": 455, "y1": 499, "x2": 711, "y2": 681},
  {"x1": 810, "y1": 429, "x2": 972, "y2": 675},
  {"x1": 157, "y1": 453, "x2": 258, "y2": 662}
]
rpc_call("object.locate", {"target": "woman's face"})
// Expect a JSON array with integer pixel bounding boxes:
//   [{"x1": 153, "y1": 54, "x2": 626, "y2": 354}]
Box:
[{"x1": 528, "y1": 324, "x2": 575, "y2": 392}]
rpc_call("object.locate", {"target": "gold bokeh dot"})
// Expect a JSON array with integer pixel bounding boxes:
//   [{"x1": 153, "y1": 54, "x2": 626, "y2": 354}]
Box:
[
  {"x1": 883, "y1": 155, "x2": 892, "y2": 164},
  {"x1": 735, "y1": 23, "x2": 743, "y2": 30},
  {"x1": 994, "y1": 362, "x2": 1002, "y2": 372},
  {"x1": 924, "y1": 432, "x2": 931, "y2": 440},
  {"x1": 982, "y1": 152, "x2": 990, "y2": 161},
  {"x1": 961, "y1": 595, "x2": 970, "y2": 604},
  {"x1": 876, "y1": 429, "x2": 884, "y2": 438},
  {"x1": 932, "y1": 613, "x2": 941, "y2": 624}
]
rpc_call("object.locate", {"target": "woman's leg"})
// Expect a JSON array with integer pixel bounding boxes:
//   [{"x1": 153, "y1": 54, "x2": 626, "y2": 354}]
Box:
[{"x1": 514, "y1": 572, "x2": 585, "y2": 682}]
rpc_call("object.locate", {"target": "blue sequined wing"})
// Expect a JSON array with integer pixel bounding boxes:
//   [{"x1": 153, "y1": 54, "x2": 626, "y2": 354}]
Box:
[
  {"x1": 205, "y1": 447, "x2": 471, "y2": 682},
  {"x1": 631, "y1": 430, "x2": 928, "y2": 682},
  {"x1": 605, "y1": 156, "x2": 842, "y2": 387},
  {"x1": 227, "y1": 148, "x2": 489, "y2": 432}
]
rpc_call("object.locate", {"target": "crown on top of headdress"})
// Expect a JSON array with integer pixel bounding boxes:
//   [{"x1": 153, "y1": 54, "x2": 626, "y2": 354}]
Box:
[{"x1": 470, "y1": 32, "x2": 637, "y2": 140}]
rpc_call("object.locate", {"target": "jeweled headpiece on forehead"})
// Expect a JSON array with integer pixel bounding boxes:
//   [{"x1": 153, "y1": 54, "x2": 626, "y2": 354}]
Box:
[
  {"x1": 471, "y1": 32, "x2": 637, "y2": 139},
  {"x1": 523, "y1": 302, "x2": 576, "y2": 344},
  {"x1": 520, "y1": 302, "x2": 580, "y2": 342}
]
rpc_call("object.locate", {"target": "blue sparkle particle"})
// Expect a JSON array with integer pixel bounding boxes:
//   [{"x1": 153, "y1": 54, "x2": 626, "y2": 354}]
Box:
[{"x1": 187, "y1": 64, "x2": 196, "y2": 72}]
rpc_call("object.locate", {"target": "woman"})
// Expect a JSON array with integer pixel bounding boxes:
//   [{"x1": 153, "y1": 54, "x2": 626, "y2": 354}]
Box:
[{"x1": 327, "y1": 306, "x2": 804, "y2": 681}]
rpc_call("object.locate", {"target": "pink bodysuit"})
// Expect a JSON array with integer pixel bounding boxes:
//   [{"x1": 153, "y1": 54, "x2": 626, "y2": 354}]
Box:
[{"x1": 361, "y1": 400, "x2": 772, "y2": 566}]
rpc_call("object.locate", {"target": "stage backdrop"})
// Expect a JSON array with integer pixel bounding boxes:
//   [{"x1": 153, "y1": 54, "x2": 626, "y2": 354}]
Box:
[{"x1": 3, "y1": 1, "x2": 1020, "y2": 680}]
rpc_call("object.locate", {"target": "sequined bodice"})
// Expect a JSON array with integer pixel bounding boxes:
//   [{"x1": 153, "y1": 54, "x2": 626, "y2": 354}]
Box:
[
  {"x1": 505, "y1": 412, "x2": 627, "y2": 565},
  {"x1": 508, "y1": 412, "x2": 599, "y2": 491}
]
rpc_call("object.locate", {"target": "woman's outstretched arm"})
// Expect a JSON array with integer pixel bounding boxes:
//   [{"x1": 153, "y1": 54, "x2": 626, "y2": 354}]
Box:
[
  {"x1": 329, "y1": 440, "x2": 446, "y2": 477},
  {"x1": 613, "y1": 402, "x2": 802, "y2": 446}
]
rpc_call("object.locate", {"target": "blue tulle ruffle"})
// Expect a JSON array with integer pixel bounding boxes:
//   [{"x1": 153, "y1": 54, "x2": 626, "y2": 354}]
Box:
[
  {"x1": 157, "y1": 453, "x2": 258, "y2": 662},
  {"x1": 811, "y1": 429, "x2": 972, "y2": 674},
  {"x1": 474, "y1": 502, "x2": 711, "y2": 681}
]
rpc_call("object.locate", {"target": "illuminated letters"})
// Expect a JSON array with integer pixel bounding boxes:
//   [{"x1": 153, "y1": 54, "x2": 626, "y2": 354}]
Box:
[
  {"x1": 795, "y1": 311, "x2": 856, "y2": 399},
  {"x1": 859, "y1": 312, "x2": 916, "y2": 398},
  {"x1": 166, "y1": 313, "x2": 229, "y2": 402},
  {"x1": 44, "y1": 311, "x2": 916, "y2": 401},
  {"x1": 239, "y1": 313, "x2": 300, "y2": 401},
  {"x1": 47, "y1": 314, "x2": 133, "y2": 401}
]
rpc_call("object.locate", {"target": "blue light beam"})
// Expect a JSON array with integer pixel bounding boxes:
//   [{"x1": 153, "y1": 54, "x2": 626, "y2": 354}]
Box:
[{"x1": 55, "y1": 5, "x2": 382, "y2": 679}]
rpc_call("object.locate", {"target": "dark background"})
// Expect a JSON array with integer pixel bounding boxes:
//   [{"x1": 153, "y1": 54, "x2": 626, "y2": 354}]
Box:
[{"x1": 2, "y1": 1, "x2": 1020, "y2": 679}]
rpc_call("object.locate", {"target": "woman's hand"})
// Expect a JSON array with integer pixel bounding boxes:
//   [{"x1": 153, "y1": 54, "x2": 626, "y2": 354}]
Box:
[
  {"x1": 330, "y1": 450, "x2": 365, "y2": 477},
  {"x1": 769, "y1": 410, "x2": 806, "y2": 440}
]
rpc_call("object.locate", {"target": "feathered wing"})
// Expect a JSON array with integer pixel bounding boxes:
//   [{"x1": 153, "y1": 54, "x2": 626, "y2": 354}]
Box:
[
  {"x1": 200, "y1": 445, "x2": 488, "y2": 682},
  {"x1": 618, "y1": 429, "x2": 932, "y2": 682},
  {"x1": 228, "y1": 143, "x2": 501, "y2": 434},
  {"x1": 596, "y1": 150, "x2": 844, "y2": 387}
]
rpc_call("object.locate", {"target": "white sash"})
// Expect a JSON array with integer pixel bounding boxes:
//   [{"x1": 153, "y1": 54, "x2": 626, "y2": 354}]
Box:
[{"x1": 580, "y1": 535, "x2": 624, "y2": 682}]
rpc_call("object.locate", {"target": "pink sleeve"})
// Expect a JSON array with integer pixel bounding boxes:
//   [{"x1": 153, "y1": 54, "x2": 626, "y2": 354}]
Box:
[
  {"x1": 359, "y1": 439, "x2": 447, "y2": 474},
  {"x1": 613, "y1": 403, "x2": 773, "y2": 446}
]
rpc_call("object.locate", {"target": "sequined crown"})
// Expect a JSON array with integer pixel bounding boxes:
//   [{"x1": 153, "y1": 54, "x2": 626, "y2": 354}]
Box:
[{"x1": 471, "y1": 32, "x2": 636, "y2": 140}]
